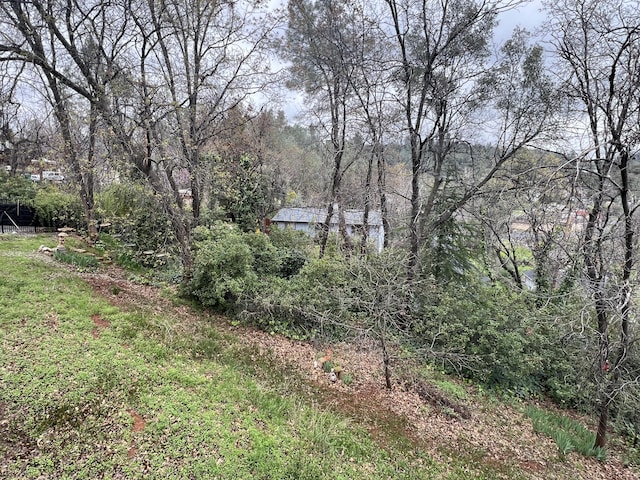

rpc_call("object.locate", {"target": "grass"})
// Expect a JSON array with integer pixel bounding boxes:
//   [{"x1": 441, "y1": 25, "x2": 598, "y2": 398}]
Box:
[
  {"x1": 525, "y1": 405, "x2": 607, "y2": 461},
  {"x1": 4, "y1": 233, "x2": 623, "y2": 479},
  {"x1": 1, "y1": 233, "x2": 520, "y2": 480}
]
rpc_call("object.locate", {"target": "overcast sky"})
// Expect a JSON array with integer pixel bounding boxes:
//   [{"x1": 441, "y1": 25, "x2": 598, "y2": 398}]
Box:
[
  {"x1": 280, "y1": 1, "x2": 550, "y2": 123},
  {"x1": 495, "y1": 0, "x2": 547, "y2": 42}
]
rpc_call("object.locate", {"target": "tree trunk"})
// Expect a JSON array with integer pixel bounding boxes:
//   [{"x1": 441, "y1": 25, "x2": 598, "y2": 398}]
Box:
[
  {"x1": 380, "y1": 329, "x2": 392, "y2": 390},
  {"x1": 407, "y1": 135, "x2": 421, "y2": 279},
  {"x1": 377, "y1": 143, "x2": 390, "y2": 249},
  {"x1": 595, "y1": 386, "x2": 610, "y2": 448},
  {"x1": 361, "y1": 147, "x2": 374, "y2": 255},
  {"x1": 336, "y1": 201, "x2": 352, "y2": 258},
  {"x1": 595, "y1": 147, "x2": 635, "y2": 449},
  {"x1": 319, "y1": 201, "x2": 334, "y2": 259},
  {"x1": 49, "y1": 81, "x2": 96, "y2": 242},
  {"x1": 85, "y1": 106, "x2": 99, "y2": 242}
]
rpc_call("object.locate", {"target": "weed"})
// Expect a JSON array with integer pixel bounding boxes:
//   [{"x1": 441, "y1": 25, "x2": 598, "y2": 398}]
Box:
[
  {"x1": 53, "y1": 249, "x2": 99, "y2": 270},
  {"x1": 526, "y1": 405, "x2": 606, "y2": 460},
  {"x1": 342, "y1": 373, "x2": 354, "y2": 385},
  {"x1": 322, "y1": 359, "x2": 335, "y2": 373}
]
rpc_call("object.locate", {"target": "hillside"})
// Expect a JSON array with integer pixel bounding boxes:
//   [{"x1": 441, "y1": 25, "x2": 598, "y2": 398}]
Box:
[{"x1": 1, "y1": 234, "x2": 638, "y2": 479}]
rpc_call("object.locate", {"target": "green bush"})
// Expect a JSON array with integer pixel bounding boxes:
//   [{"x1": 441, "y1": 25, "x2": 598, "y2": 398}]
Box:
[
  {"x1": 243, "y1": 230, "x2": 282, "y2": 276},
  {"x1": 96, "y1": 183, "x2": 175, "y2": 267},
  {"x1": 33, "y1": 185, "x2": 84, "y2": 229},
  {"x1": 0, "y1": 172, "x2": 37, "y2": 202},
  {"x1": 416, "y1": 281, "x2": 549, "y2": 394},
  {"x1": 289, "y1": 256, "x2": 350, "y2": 315},
  {"x1": 268, "y1": 225, "x2": 313, "y2": 278},
  {"x1": 243, "y1": 255, "x2": 352, "y2": 339},
  {"x1": 278, "y1": 249, "x2": 308, "y2": 278},
  {"x1": 187, "y1": 223, "x2": 319, "y2": 336},
  {"x1": 187, "y1": 224, "x2": 257, "y2": 311},
  {"x1": 268, "y1": 225, "x2": 314, "y2": 251}
]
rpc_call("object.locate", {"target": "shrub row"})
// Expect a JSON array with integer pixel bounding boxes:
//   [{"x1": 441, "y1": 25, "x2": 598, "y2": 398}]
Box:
[{"x1": 185, "y1": 224, "x2": 592, "y2": 404}]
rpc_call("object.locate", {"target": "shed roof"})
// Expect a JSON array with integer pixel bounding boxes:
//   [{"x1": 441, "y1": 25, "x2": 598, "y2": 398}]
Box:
[{"x1": 271, "y1": 207, "x2": 382, "y2": 226}]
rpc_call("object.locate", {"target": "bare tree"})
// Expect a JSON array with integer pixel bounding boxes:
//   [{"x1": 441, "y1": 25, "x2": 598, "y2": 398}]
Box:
[
  {"x1": 345, "y1": 2, "x2": 398, "y2": 253},
  {"x1": 342, "y1": 251, "x2": 416, "y2": 389},
  {"x1": 382, "y1": 0, "x2": 495, "y2": 275},
  {"x1": 477, "y1": 148, "x2": 578, "y2": 293},
  {"x1": 109, "y1": 0, "x2": 280, "y2": 275},
  {"x1": 547, "y1": 0, "x2": 640, "y2": 448}
]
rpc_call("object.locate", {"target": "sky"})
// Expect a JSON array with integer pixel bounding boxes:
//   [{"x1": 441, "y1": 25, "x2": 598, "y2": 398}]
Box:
[
  {"x1": 280, "y1": 0, "x2": 550, "y2": 123},
  {"x1": 495, "y1": 1, "x2": 547, "y2": 42}
]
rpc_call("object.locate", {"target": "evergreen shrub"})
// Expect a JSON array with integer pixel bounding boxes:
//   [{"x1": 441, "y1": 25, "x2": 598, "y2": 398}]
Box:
[
  {"x1": 188, "y1": 223, "x2": 257, "y2": 311},
  {"x1": 33, "y1": 185, "x2": 84, "y2": 229},
  {"x1": 268, "y1": 226, "x2": 313, "y2": 278},
  {"x1": 416, "y1": 281, "x2": 549, "y2": 394},
  {"x1": 96, "y1": 183, "x2": 175, "y2": 267}
]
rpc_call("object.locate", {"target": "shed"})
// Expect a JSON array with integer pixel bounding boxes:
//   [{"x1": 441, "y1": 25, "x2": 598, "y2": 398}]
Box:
[{"x1": 271, "y1": 206, "x2": 385, "y2": 252}]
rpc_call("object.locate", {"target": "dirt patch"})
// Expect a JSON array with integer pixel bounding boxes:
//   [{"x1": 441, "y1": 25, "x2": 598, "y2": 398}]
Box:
[
  {"x1": 130, "y1": 410, "x2": 145, "y2": 432},
  {"x1": 45, "y1": 312, "x2": 59, "y2": 331},
  {"x1": 91, "y1": 314, "x2": 110, "y2": 338},
  {"x1": 127, "y1": 446, "x2": 137, "y2": 459},
  {"x1": 126, "y1": 410, "x2": 146, "y2": 460},
  {"x1": 84, "y1": 270, "x2": 160, "y2": 309}
]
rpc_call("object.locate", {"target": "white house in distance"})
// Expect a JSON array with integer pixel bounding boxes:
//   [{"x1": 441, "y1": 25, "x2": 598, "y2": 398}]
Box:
[{"x1": 271, "y1": 206, "x2": 385, "y2": 253}]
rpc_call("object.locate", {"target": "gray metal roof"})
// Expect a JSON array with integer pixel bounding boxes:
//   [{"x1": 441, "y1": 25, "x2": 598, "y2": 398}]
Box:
[{"x1": 271, "y1": 207, "x2": 382, "y2": 226}]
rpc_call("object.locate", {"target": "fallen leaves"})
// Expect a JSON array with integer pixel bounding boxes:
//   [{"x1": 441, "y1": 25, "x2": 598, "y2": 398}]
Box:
[{"x1": 79, "y1": 267, "x2": 640, "y2": 480}]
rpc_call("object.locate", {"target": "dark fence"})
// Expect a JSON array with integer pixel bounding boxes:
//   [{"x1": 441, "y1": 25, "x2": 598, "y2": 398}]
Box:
[{"x1": 0, "y1": 201, "x2": 53, "y2": 234}]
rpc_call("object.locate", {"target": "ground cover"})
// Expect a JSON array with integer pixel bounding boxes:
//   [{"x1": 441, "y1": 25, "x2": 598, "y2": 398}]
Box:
[{"x1": 1, "y1": 233, "x2": 638, "y2": 479}]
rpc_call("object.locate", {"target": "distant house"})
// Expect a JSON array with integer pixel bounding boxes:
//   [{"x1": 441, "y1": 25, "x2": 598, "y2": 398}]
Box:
[{"x1": 271, "y1": 206, "x2": 385, "y2": 253}]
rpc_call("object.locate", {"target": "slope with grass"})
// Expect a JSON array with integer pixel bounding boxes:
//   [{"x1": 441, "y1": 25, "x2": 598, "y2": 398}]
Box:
[{"x1": 1, "y1": 234, "x2": 638, "y2": 479}]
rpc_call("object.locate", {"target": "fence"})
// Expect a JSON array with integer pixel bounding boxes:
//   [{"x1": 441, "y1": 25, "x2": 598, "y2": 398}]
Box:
[
  {"x1": 0, "y1": 225, "x2": 54, "y2": 234},
  {"x1": 0, "y1": 201, "x2": 53, "y2": 234}
]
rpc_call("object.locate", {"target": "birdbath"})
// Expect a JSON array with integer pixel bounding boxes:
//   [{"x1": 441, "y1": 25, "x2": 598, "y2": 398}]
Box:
[{"x1": 56, "y1": 232, "x2": 68, "y2": 252}]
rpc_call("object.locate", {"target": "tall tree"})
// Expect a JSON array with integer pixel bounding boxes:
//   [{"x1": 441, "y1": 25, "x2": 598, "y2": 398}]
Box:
[
  {"x1": 382, "y1": 1, "x2": 556, "y2": 278},
  {"x1": 118, "y1": 0, "x2": 279, "y2": 275},
  {"x1": 284, "y1": 0, "x2": 364, "y2": 257},
  {"x1": 346, "y1": 2, "x2": 397, "y2": 252},
  {"x1": 547, "y1": 0, "x2": 640, "y2": 448},
  {"x1": 382, "y1": 0, "x2": 495, "y2": 275}
]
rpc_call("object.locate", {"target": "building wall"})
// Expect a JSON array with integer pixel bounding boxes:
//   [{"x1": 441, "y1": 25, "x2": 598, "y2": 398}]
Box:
[{"x1": 274, "y1": 221, "x2": 384, "y2": 253}]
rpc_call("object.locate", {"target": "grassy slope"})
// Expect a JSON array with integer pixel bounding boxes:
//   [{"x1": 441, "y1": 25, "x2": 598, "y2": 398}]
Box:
[{"x1": 0, "y1": 235, "x2": 636, "y2": 480}]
